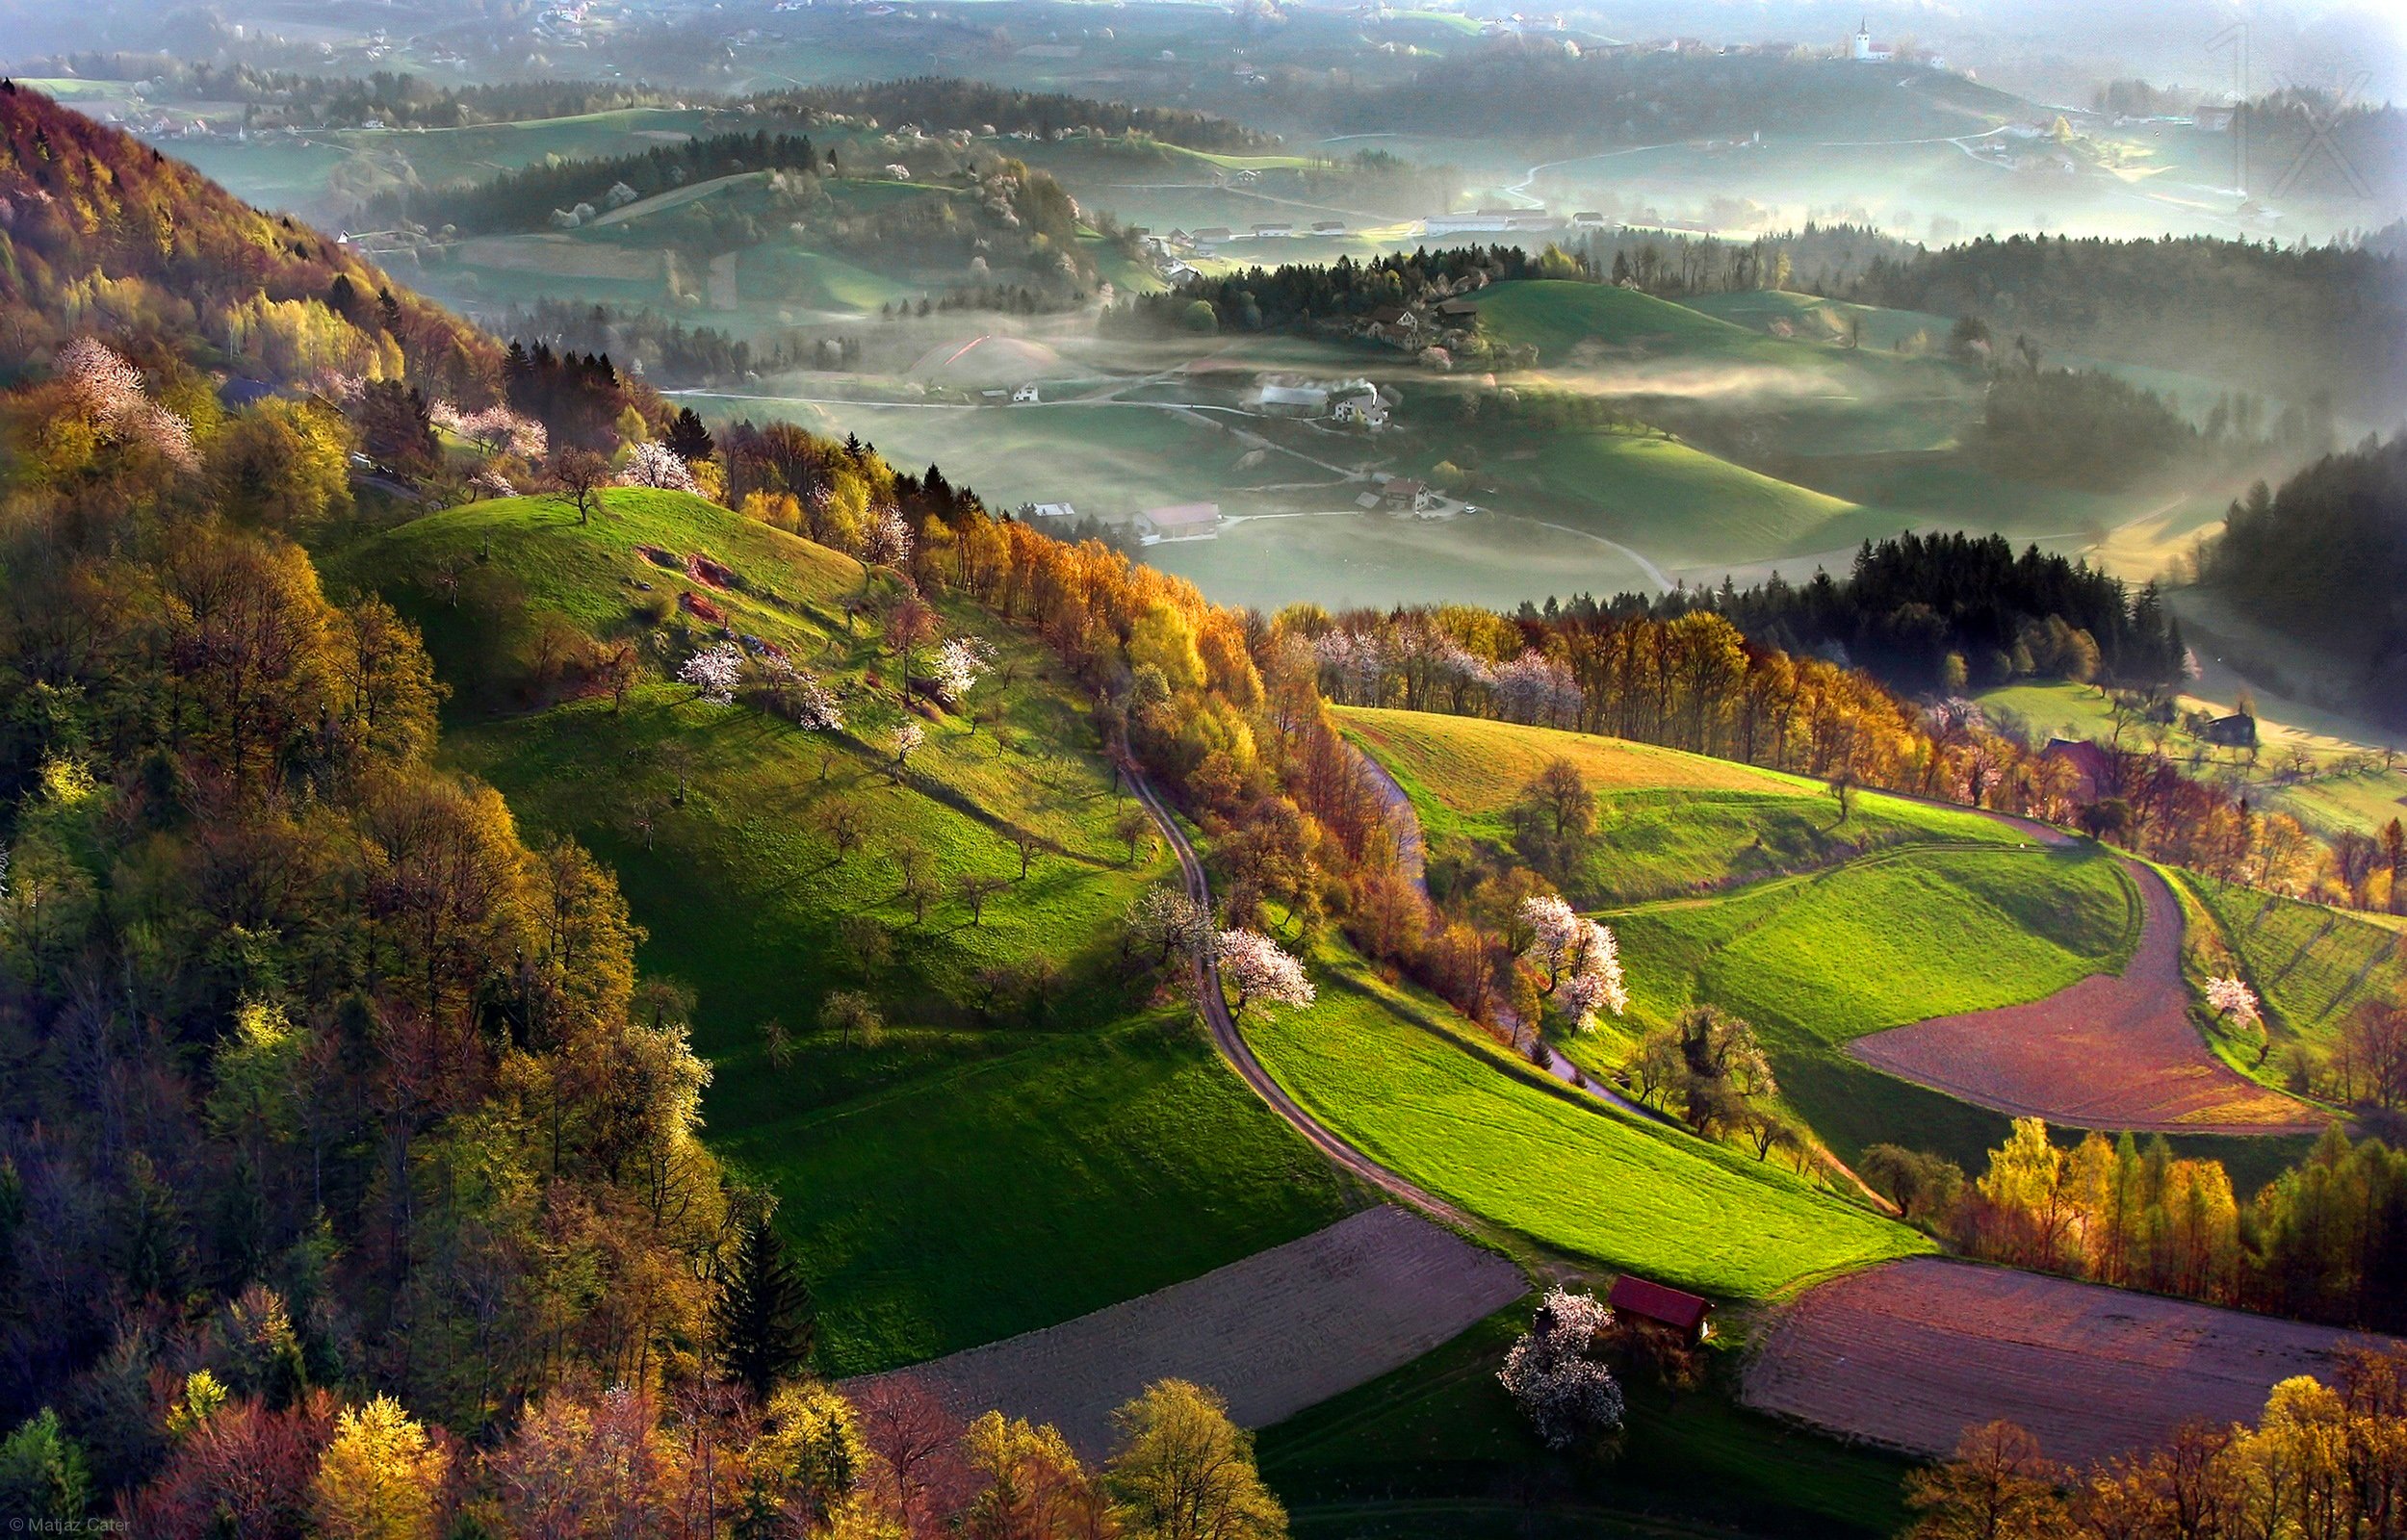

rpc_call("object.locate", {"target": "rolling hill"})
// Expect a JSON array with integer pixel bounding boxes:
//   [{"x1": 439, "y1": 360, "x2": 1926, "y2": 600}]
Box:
[{"x1": 325, "y1": 488, "x2": 1364, "y2": 1373}]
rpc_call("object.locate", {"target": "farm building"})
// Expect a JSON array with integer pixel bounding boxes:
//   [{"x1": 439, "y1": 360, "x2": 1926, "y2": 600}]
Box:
[
  {"x1": 1436, "y1": 297, "x2": 1481, "y2": 320},
  {"x1": 1382, "y1": 478, "x2": 1433, "y2": 512},
  {"x1": 1137, "y1": 502, "x2": 1222, "y2": 544},
  {"x1": 1256, "y1": 382, "x2": 1331, "y2": 414},
  {"x1": 2198, "y1": 712, "x2": 2260, "y2": 750},
  {"x1": 1570, "y1": 211, "x2": 1610, "y2": 228},
  {"x1": 1334, "y1": 391, "x2": 1387, "y2": 428},
  {"x1": 1022, "y1": 502, "x2": 1076, "y2": 520},
  {"x1": 1013, "y1": 384, "x2": 1042, "y2": 403},
  {"x1": 1193, "y1": 227, "x2": 1234, "y2": 244},
  {"x1": 1254, "y1": 222, "x2": 1295, "y2": 238},
  {"x1": 1311, "y1": 220, "x2": 1347, "y2": 236},
  {"x1": 1609, "y1": 1274, "x2": 1715, "y2": 1344}
]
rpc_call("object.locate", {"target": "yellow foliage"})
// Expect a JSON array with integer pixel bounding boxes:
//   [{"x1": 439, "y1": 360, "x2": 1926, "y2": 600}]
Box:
[{"x1": 312, "y1": 1396, "x2": 449, "y2": 1540}]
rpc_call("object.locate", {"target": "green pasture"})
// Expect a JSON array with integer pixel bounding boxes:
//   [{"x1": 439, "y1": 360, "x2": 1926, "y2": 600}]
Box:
[
  {"x1": 1259, "y1": 1309, "x2": 1914, "y2": 1540},
  {"x1": 1243, "y1": 944, "x2": 1927, "y2": 1297},
  {"x1": 327, "y1": 489, "x2": 1361, "y2": 1373}
]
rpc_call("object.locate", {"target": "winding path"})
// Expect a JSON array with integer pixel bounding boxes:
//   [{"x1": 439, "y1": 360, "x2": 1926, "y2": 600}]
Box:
[{"x1": 1121, "y1": 760, "x2": 1488, "y2": 1230}]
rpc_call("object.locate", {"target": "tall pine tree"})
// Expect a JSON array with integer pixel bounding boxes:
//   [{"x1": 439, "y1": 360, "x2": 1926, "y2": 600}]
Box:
[{"x1": 713, "y1": 1219, "x2": 817, "y2": 1399}]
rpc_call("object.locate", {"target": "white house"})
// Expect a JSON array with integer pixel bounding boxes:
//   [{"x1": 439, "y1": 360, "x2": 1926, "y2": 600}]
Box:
[
  {"x1": 1253, "y1": 221, "x2": 1294, "y2": 238},
  {"x1": 1136, "y1": 502, "x2": 1221, "y2": 544},
  {"x1": 1024, "y1": 502, "x2": 1076, "y2": 520},
  {"x1": 1013, "y1": 384, "x2": 1042, "y2": 403},
  {"x1": 1333, "y1": 392, "x2": 1387, "y2": 428}
]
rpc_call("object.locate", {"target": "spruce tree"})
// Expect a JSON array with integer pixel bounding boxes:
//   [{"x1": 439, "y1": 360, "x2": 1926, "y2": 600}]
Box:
[{"x1": 714, "y1": 1220, "x2": 817, "y2": 1399}]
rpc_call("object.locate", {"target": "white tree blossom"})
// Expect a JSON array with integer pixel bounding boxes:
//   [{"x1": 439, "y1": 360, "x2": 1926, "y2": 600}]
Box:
[
  {"x1": 2205, "y1": 975, "x2": 2262, "y2": 1026},
  {"x1": 1128, "y1": 886, "x2": 1211, "y2": 962},
  {"x1": 789, "y1": 671, "x2": 844, "y2": 732},
  {"x1": 1518, "y1": 896, "x2": 1627, "y2": 1033},
  {"x1": 430, "y1": 400, "x2": 547, "y2": 459},
  {"x1": 678, "y1": 640, "x2": 745, "y2": 704},
  {"x1": 1498, "y1": 1288, "x2": 1623, "y2": 1450},
  {"x1": 926, "y1": 636, "x2": 994, "y2": 706},
  {"x1": 863, "y1": 506, "x2": 914, "y2": 567},
  {"x1": 892, "y1": 719, "x2": 925, "y2": 764},
  {"x1": 1492, "y1": 651, "x2": 1582, "y2": 728},
  {"x1": 619, "y1": 441, "x2": 700, "y2": 493},
  {"x1": 55, "y1": 335, "x2": 197, "y2": 470},
  {"x1": 1215, "y1": 929, "x2": 1314, "y2": 1019}
]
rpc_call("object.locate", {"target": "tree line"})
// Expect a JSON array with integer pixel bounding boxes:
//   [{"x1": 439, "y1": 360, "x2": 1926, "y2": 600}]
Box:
[
  {"x1": 2198, "y1": 432, "x2": 2407, "y2": 730},
  {"x1": 1829, "y1": 231, "x2": 2406, "y2": 413},
  {"x1": 1113, "y1": 245, "x2": 1540, "y2": 336},
  {"x1": 754, "y1": 76, "x2": 1274, "y2": 153},
  {"x1": 1906, "y1": 1346, "x2": 2407, "y2": 1540},
  {"x1": 369, "y1": 130, "x2": 822, "y2": 236}
]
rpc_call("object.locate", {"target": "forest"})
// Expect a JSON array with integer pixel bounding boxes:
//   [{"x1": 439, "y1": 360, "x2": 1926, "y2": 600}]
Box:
[
  {"x1": 1832, "y1": 231, "x2": 2407, "y2": 410},
  {"x1": 2199, "y1": 432, "x2": 2407, "y2": 726},
  {"x1": 369, "y1": 131, "x2": 824, "y2": 236}
]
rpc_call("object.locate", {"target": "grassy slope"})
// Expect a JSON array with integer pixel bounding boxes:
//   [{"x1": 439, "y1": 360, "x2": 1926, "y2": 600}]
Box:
[
  {"x1": 1337, "y1": 705, "x2": 2018, "y2": 905},
  {"x1": 2177, "y1": 874, "x2": 2406, "y2": 1084},
  {"x1": 1258, "y1": 1309, "x2": 1912, "y2": 1540},
  {"x1": 1338, "y1": 706, "x2": 2173, "y2": 1170},
  {"x1": 1453, "y1": 282, "x2": 1867, "y2": 562},
  {"x1": 327, "y1": 490, "x2": 1359, "y2": 1373},
  {"x1": 1246, "y1": 944, "x2": 1928, "y2": 1298}
]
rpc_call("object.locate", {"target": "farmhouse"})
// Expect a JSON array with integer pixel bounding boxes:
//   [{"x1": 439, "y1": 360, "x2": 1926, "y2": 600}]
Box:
[
  {"x1": 1311, "y1": 220, "x2": 1347, "y2": 236},
  {"x1": 1013, "y1": 384, "x2": 1042, "y2": 403},
  {"x1": 1193, "y1": 227, "x2": 1234, "y2": 244},
  {"x1": 1256, "y1": 382, "x2": 1331, "y2": 414},
  {"x1": 1570, "y1": 211, "x2": 1610, "y2": 228},
  {"x1": 1436, "y1": 296, "x2": 1481, "y2": 320},
  {"x1": 1253, "y1": 222, "x2": 1295, "y2": 239},
  {"x1": 2198, "y1": 711, "x2": 2260, "y2": 750},
  {"x1": 1022, "y1": 502, "x2": 1076, "y2": 520},
  {"x1": 1381, "y1": 477, "x2": 1433, "y2": 512},
  {"x1": 1136, "y1": 502, "x2": 1222, "y2": 544},
  {"x1": 1608, "y1": 1274, "x2": 1715, "y2": 1344},
  {"x1": 1333, "y1": 391, "x2": 1387, "y2": 428}
]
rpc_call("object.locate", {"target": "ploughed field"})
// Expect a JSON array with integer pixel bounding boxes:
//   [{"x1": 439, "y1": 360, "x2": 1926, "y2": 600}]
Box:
[
  {"x1": 1744, "y1": 1257, "x2": 2389, "y2": 1465},
  {"x1": 851, "y1": 1206, "x2": 1526, "y2": 1457},
  {"x1": 1851, "y1": 861, "x2": 2327, "y2": 1134}
]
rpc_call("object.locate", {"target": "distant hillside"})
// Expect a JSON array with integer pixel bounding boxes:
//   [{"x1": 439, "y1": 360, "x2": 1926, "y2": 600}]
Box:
[
  {"x1": 0, "y1": 80, "x2": 500, "y2": 399},
  {"x1": 1835, "y1": 233, "x2": 2407, "y2": 415},
  {"x1": 2200, "y1": 432, "x2": 2407, "y2": 725},
  {"x1": 755, "y1": 75, "x2": 1274, "y2": 153},
  {"x1": 1301, "y1": 51, "x2": 2023, "y2": 142}
]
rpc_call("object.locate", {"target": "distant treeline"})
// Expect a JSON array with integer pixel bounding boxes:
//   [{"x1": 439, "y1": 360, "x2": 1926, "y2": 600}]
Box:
[
  {"x1": 1533, "y1": 531, "x2": 2189, "y2": 693},
  {"x1": 372, "y1": 131, "x2": 819, "y2": 234},
  {"x1": 1974, "y1": 363, "x2": 2204, "y2": 489},
  {"x1": 81, "y1": 61, "x2": 693, "y2": 128},
  {"x1": 1831, "y1": 232, "x2": 2407, "y2": 413},
  {"x1": 1576, "y1": 221, "x2": 1920, "y2": 296},
  {"x1": 2200, "y1": 433, "x2": 2407, "y2": 726},
  {"x1": 497, "y1": 300, "x2": 852, "y2": 385},
  {"x1": 754, "y1": 76, "x2": 1269, "y2": 152},
  {"x1": 1115, "y1": 245, "x2": 1542, "y2": 333}
]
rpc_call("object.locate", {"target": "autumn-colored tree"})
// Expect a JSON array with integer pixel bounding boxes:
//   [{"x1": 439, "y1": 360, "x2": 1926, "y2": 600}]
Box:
[
  {"x1": 1104, "y1": 1380, "x2": 1285, "y2": 1540},
  {"x1": 310, "y1": 1397, "x2": 449, "y2": 1540}
]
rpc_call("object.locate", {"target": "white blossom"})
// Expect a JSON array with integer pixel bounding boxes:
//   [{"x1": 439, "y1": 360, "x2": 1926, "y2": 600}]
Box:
[
  {"x1": 54, "y1": 336, "x2": 196, "y2": 471},
  {"x1": 620, "y1": 440, "x2": 700, "y2": 493},
  {"x1": 2205, "y1": 974, "x2": 2261, "y2": 1026},
  {"x1": 892, "y1": 719, "x2": 925, "y2": 762},
  {"x1": 431, "y1": 400, "x2": 548, "y2": 459},
  {"x1": 1215, "y1": 929, "x2": 1315, "y2": 1018},
  {"x1": 789, "y1": 671, "x2": 844, "y2": 732},
  {"x1": 1498, "y1": 1288, "x2": 1623, "y2": 1450},
  {"x1": 1492, "y1": 651, "x2": 1582, "y2": 727},
  {"x1": 927, "y1": 636, "x2": 994, "y2": 706},
  {"x1": 863, "y1": 506, "x2": 914, "y2": 567},
  {"x1": 1519, "y1": 896, "x2": 1627, "y2": 1033},
  {"x1": 679, "y1": 640, "x2": 744, "y2": 704},
  {"x1": 1128, "y1": 886, "x2": 1211, "y2": 960}
]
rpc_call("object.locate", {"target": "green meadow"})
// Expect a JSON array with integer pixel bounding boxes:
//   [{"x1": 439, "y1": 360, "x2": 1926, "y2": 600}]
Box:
[
  {"x1": 1244, "y1": 943, "x2": 1927, "y2": 1297},
  {"x1": 327, "y1": 490, "x2": 1361, "y2": 1373}
]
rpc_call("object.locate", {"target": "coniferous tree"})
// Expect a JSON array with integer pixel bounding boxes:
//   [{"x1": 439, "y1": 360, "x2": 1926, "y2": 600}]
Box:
[{"x1": 714, "y1": 1219, "x2": 818, "y2": 1399}]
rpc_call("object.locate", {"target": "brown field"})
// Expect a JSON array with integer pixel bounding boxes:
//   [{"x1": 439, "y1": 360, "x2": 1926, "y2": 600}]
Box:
[
  {"x1": 845, "y1": 1206, "x2": 1525, "y2": 1455},
  {"x1": 1744, "y1": 1257, "x2": 2385, "y2": 1465},
  {"x1": 1848, "y1": 861, "x2": 2325, "y2": 1134}
]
